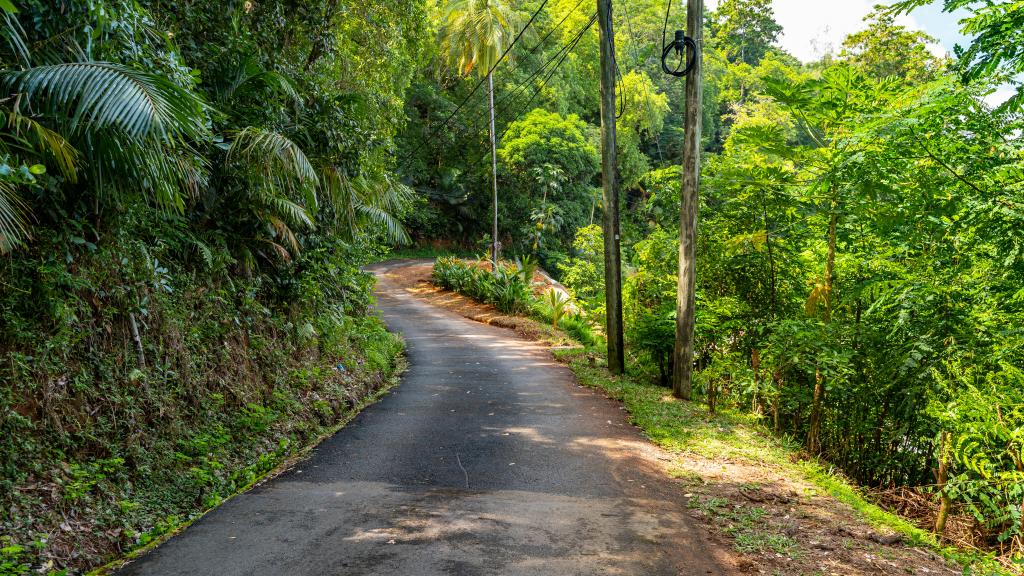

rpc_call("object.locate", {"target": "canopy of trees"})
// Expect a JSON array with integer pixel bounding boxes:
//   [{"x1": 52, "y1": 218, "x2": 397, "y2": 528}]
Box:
[
  {"x1": 0, "y1": 0, "x2": 423, "y2": 570},
  {"x1": 1, "y1": 0, "x2": 1022, "y2": 571}
]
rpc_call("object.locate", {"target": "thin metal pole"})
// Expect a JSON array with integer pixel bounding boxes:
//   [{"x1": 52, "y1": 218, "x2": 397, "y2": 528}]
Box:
[{"x1": 488, "y1": 71, "x2": 500, "y2": 269}]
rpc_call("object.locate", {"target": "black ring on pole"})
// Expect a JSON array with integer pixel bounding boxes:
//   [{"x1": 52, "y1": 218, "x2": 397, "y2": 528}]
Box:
[{"x1": 661, "y1": 34, "x2": 696, "y2": 77}]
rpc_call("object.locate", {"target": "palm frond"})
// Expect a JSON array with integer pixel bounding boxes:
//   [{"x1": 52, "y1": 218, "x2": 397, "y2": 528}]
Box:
[
  {"x1": 259, "y1": 193, "x2": 314, "y2": 230},
  {"x1": 88, "y1": 134, "x2": 208, "y2": 212},
  {"x1": 319, "y1": 165, "x2": 358, "y2": 229},
  {"x1": 0, "y1": 179, "x2": 29, "y2": 254},
  {"x1": 5, "y1": 107, "x2": 79, "y2": 181},
  {"x1": 222, "y1": 60, "x2": 302, "y2": 108},
  {"x1": 1, "y1": 10, "x2": 30, "y2": 66},
  {"x1": 441, "y1": 0, "x2": 521, "y2": 77},
  {"x1": 266, "y1": 215, "x2": 301, "y2": 253},
  {"x1": 228, "y1": 127, "x2": 318, "y2": 192},
  {"x1": 357, "y1": 202, "x2": 411, "y2": 244},
  {"x1": 265, "y1": 240, "x2": 292, "y2": 262},
  {"x1": 3, "y1": 62, "x2": 208, "y2": 142},
  {"x1": 318, "y1": 165, "x2": 410, "y2": 244}
]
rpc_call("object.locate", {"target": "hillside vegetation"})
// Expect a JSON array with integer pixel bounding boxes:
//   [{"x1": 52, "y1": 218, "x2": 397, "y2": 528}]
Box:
[{"x1": 0, "y1": 1, "x2": 421, "y2": 571}]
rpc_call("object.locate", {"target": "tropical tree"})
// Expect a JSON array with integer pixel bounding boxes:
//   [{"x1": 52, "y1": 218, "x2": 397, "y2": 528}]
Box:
[
  {"x1": 0, "y1": 31, "x2": 209, "y2": 253},
  {"x1": 529, "y1": 163, "x2": 565, "y2": 252},
  {"x1": 441, "y1": 0, "x2": 520, "y2": 268},
  {"x1": 841, "y1": 7, "x2": 942, "y2": 84},
  {"x1": 497, "y1": 108, "x2": 600, "y2": 258},
  {"x1": 711, "y1": 0, "x2": 783, "y2": 66}
]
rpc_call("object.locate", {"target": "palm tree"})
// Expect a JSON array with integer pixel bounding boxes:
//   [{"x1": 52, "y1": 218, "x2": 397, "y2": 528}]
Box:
[
  {"x1": 0, "y1": 54, "x2": 410, "y2": 260},
  {"x1": 441, "y1": 0, "x2": 519, "y2": 270},
  {"x1": 529, "y1": 163, "x2": 564, "y2": 252},
  {"x1": 0, "y1": 62, "x2": 210, "y2": 252}
]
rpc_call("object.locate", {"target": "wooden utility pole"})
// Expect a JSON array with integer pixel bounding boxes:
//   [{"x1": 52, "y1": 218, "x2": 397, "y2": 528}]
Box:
[
  {"x1": 672, "y1": 0, "x2": 703, "y2": 399},
  {"x1": 597, "y1": 0, "x2": 624, "y2": 374}
]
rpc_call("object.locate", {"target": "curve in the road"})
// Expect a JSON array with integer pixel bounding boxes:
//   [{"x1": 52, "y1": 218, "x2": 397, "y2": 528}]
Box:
[{"x1": 116, "y1": 260, "x2": 732, "y2": 576}]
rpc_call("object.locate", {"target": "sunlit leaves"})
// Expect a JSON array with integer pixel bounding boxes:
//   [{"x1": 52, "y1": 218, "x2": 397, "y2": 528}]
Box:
[
  {"x1": 441, "y1": 0, "x2": 521, "y2": 77},
  {"x1": 498, "y1": 108, "x2": 599, "y2": 179}
]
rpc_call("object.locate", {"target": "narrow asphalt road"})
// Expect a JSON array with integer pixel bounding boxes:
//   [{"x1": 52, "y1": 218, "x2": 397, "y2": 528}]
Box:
[{"x1": 117, "y1": 260, "x2": 731, "y2": 576}]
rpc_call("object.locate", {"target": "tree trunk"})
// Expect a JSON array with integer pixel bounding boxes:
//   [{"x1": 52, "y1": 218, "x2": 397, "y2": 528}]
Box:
[
  {"x1": 129, "y1": 312, "x2": 146, "y2": 370},
  {"x1": 823, "y1": 208, "x2": 837, "y2": 322},
  {"x1": 762, "y1": 199, "x2": 777, "y2": 317},
  {"x1": 597, "y1": 0, "x2": 624, "y2": 374},
  {"x1": 751, "y1": 349, "x2": 761, "y2": 414},
  {"x1": 488, "y1": 71, "x2": 499, "y2": 271},
  {"x1": 808, "y1": 367, "x2": 824, "y2": 453},
  {"x1": 672, "y1": 0, "x2": 703, "y2": 400},
  {"x1": 807, "y1": 204, "x2": 838, "y2": 454},
  {"x1": 772, "y1": 369, "x2": 782, "y2": 432},
  {"x1": 934, "y1": 430, "x2": 952, "y2": 538}
]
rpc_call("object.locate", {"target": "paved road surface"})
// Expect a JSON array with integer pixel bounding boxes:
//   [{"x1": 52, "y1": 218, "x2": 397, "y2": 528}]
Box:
[{"x1": 117, "y1": 260, "x2": 731, "y2": 576}]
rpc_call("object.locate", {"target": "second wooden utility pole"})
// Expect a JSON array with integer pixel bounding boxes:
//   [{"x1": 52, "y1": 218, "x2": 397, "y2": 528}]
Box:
[
  {"x1": 673, "y1": 0, "x2": 703, "y2": 399},
  {"x1": 597, "y1": 0, "x2": 624, "y2": 375}
]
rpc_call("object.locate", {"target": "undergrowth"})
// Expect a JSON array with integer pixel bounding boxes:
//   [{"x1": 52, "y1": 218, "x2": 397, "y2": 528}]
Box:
[{"x1": 431, "y1": 256, "x2": 600, "y2": 346}]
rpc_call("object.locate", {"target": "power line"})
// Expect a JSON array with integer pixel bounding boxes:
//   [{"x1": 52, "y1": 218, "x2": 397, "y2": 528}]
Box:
[
  {"x1": 508, "y1": 13, "x2": 599, "y2": 126},
  {"x1": 429, "y1": 0, "x2": 593, "y2": 152},
  {"x1": 400, "y1": 0, "x2": 552, "y2": 168},
  {"x1": 462, "y1": 12, "x2": 599, "y2": 173},
  {"x1": 399, "y1": 8, "x2": 597, "y2": 172},
  {"x1": 491, "y1": 13, "x2": 595, "y2": 123},
  {"x1": 525, "y1": 0, "x2": 590, "y2": 58}
]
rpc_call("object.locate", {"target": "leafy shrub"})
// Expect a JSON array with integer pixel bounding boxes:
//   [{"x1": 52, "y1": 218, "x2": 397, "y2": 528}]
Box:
[
  {"x1": 490, "y1": 266, "x2": 533, "y2": 314},
  {"x1": 931, "y1": 361, "x2": 1024, "y2": 552},
  {"x1": 560, "y1": 225, "x2": 606, "y2": 319},
  {"x1": 558, "y1": 312, "x2": 600, "y2": 347},
  {"x1": 623, "y1": 227, "x2": 678, "y2": 386},
  {"x1": 432, "y1": 257, "x2": 534, "y2": 314},
  {"x1": 540, "y1": 288, "x2": 570, "y2": 327},
  {"x1": 629, "y1": 305, "x2": 676, "y2": 387}
]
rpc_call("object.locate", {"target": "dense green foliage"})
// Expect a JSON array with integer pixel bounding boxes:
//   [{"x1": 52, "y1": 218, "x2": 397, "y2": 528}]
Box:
[
  {"x1": 0, "y1": 0, "x2": 425, "y2": 572},
  {"x1": 404, "y1": 0, "x2": 1024, "y2": 565}
]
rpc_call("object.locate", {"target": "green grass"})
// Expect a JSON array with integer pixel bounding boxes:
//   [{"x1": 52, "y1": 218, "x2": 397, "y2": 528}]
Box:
[
  {"x1": 687, "y1": 495, "x2": 800, "y2": 557},
  {"x1": 552, "y1": 347, "x2": 1014, "y2": 576}
]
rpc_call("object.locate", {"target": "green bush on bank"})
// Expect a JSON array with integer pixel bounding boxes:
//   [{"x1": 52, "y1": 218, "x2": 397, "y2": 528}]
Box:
[
  {"x1": 432, "y1": 256, "x2": 533, "y2": 314},
  {"x1": 431, "y1": 256, "x2": 599, "y2": 346},
  {"x1": 0, "y1": 215, "x2": 403, "y2": 573}
]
